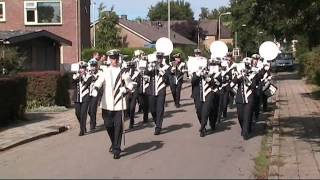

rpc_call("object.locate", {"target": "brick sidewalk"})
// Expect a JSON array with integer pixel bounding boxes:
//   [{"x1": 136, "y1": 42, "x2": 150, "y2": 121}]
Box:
[
  {"x1": 269, "y1": 72, "x2": 320, "y2": 179},
  {"x1": 0, "y1": 109, "x2": 105, "y2": 151}
]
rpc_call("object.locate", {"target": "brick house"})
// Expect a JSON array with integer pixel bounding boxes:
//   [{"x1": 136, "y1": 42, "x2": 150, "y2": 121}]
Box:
[
  {"x1": 0, "y1": 0, "x2": 91, "y2": 71},
  {"x1": 153, "y1": 20, "x2": 233, "y2": 50},
  {"x1": 91, "y1": 17, "x2": 197, "y2": 48},
  {"x1": 91, "y1": 17, "x2": 232, "y2": 51}
]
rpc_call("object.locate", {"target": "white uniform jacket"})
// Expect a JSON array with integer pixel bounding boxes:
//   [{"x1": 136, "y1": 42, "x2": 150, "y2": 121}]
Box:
[{"x1": 93, "y1": 66, "x2": 134, "y2": 111}]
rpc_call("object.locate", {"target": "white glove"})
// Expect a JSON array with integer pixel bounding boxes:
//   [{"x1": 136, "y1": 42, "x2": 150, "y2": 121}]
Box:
[
  {"x1": 127, "y1": 82, "x2": 137, "y2": 91},
  {"x1": 265, "y1": 65, "x2": 270, "y2": 71},
  {"x1": 205, "y1": 77, "x2": 212, "y2": 82},
  {"x1": 119, "y1": 87, "x2": 127, "y2": 94},
  {"x1": 143, "y1": 75, "x2": 150, "y2": 82},
  {"x1": 91, "y1": 89, "x2": 98, "y2": 97},
  {"x1": 122, "y1": 62, "x2": 128, "y2": 69},
  {"x1": 196, "y1": 70, "x2": 201, "y2": 77},
  {"x1": 73, "y1": 73, "x2": 80, "y2": 80}
]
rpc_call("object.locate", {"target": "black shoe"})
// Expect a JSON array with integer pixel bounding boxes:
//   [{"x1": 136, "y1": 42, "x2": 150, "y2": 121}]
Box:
[
  {"x1": 129, "y1": 123, "x2": 134, "y2": 129},
  {"x1": 79, "y1": 132, "x2": 84, "y2": 136},
  {"x1": 175, "y1": 104, "x2": 181, "y2": 108},
  {"x1": 154, "y1": 129, "x2": 161, "y2": 135},
  {"x1": 210, "y1": 125, "x2": 216, "y2": 131},
  {"x1": 200, "y1": 130, "x2": 205, "y2": 137},
  {"x1": 109, "y1": 146, "x2": 113, "y2": 153},
  {"x1": 113, "y1": 153, "x2": 120, "y2": 159},
  {"x1": 243, "y1": 134, "x2": 249, "y2": 140}
]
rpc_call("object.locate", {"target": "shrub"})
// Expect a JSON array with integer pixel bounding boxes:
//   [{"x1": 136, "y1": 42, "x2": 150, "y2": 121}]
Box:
[
  {"x1": 0, "y1": 46, "x2": 26, "y2": 75},
  {"x1": 81, "y1": 47, "x2": 193, "y2": 62},
  {"x1": 0, "y1": 76, "x2": 27, "y2": 126},
  {"x1": 298, "y1": 46, "x2": 320, "y2": 85},
  {"x1": 18, "y1": 71, "x2": 71, "y2": 110}
]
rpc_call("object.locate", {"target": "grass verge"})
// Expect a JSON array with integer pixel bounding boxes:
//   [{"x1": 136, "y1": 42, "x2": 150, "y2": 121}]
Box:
[
  {"x1": 26, "y1": 105, "x2": 68, "y2": 113},
  {"x1": 254, "y1": 127, "x2": 273, "y2": 179}
]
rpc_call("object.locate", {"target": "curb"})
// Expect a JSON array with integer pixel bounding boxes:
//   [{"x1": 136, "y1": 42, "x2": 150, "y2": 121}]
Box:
[
  {"x1": 0, "y1": 126, "x2": 69, "y2": 152},
  {"x1": 268, "y1": 77, "x2": 280, "y2": 179}
]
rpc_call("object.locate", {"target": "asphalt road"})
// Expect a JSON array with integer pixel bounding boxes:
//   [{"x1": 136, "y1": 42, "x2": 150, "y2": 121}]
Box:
[{"x1": 0, "y1": 83, "x2": 265, "y2": 179}]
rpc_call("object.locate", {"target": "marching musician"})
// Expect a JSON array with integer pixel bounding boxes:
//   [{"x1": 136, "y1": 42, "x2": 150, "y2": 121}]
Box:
[
  {"x1": 190, "y1": 51, "x2": 208, "y2": 127},
  {"x1": 251, "y1": 54, "x2": 263, "y2": 122},
  {"x1": 260, "y1": 59, "x2": 272, "y2": 111},
  {"x1": 88, "y1": 59, "x2": 102, "y2": 131},
  {"x1": 72, "y1": 61, "x2": 93, "y2": 136},
  {"x1": 169, "y1": 53, "x2": 187, "y2": 108},
  {"x1": 136, "y1": 53, "x2": 150, "y2": 124},
  {"x1": 217, "y1": 59, "x2": 233, "y2": 123},
  {"x1": 91, "y1": 49, "x2": 136, "y2": 159},
  {"x1": 233, "y1": 58, "x2": 260, "y2": 140},
  {"x1": 145, "y1": 52, "x2": 170, "y2": 135},
  {"x1": 189, "y1": 49, "x2": 203, "y2": 98},
  {"x1": 199, "y1": 58, "x2": 223, "y2": 137},
  {"x1": 127, "y1": 50, "x2": 146, "y2": 129}
]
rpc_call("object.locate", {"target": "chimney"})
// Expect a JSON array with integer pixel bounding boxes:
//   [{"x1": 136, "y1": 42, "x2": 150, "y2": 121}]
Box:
[{"x1": 120, "y1": 15, "x2": 127, "y2": 20}]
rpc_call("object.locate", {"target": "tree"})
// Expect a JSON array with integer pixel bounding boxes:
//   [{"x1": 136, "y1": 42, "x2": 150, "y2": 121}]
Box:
[
  {"x1": 147, "y1": 0, "x2": 194, "y2": 21},
  {"x1": 95, "y1": 3, "x2": 122, "y2": 50},
  {"x1": 230, "y1": 0, "x2": 320, "y2": 54}
]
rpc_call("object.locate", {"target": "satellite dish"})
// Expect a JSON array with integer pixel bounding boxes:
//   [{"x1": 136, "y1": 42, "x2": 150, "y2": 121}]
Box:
[
  {"x1": 259, "y1": 41, "x2": 280, "y2": 60},
  {"x1": 210, "y1": 41, "x2": 228, "y2": 58},
  {"x1": 156, "y1": 37, "x2": 173, "y2": 56}
]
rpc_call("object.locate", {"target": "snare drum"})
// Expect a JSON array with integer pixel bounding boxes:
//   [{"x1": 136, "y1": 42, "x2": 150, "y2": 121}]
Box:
[{"x1": 264, "y1": 83, "x2": 277, "y2": 97}]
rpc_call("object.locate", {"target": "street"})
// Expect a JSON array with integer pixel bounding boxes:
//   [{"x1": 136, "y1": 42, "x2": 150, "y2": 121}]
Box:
[{"x1": 0, "y1": 83, "x2": 265, "y2": 179}]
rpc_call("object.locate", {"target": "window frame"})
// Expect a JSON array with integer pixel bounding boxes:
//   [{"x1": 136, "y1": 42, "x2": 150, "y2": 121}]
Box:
[
  {"x1": 24, "y1": 0, "x2": 63, "y2": 26},
  {"x1": 0, "y1": 2, "x2": 6, "y2": 22}
]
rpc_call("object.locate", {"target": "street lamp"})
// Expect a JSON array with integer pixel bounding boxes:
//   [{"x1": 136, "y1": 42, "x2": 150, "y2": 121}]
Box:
[
  {"x1": 92, "y1": 1, "x2": 96, "y2": 48},
  {"x1": 218, "y1": 12, "x2": 231, "y2": 40},
  {"x1": 168, "y1": 0, "x2": 170, "y2": 40}
]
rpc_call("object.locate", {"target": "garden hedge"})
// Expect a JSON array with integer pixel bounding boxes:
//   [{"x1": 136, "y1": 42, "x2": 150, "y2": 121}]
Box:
[
  {"x1": 0, "y1": 76, "x2": 27, "y2": 126},
  {"x1": 18, "y1": 71, "x2": 71, "y2": 109}
]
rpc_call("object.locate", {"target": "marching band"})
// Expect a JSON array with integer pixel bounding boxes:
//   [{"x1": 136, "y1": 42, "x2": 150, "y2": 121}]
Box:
[{"x1": 71, "y1": 39, "x2": 277, "y2": 159}]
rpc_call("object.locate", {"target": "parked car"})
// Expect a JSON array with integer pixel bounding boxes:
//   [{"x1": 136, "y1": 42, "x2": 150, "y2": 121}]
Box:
[{"x1": 274, "y1": 53, "x2": 294, "y2": 72}]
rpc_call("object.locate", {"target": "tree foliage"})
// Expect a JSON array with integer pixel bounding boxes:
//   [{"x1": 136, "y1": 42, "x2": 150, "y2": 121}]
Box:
[
  {"x1": 230, "y1": 0, "x2": 320, "y2": 54},
  {"x1": 148, "y1": 0, "x2": 194, "y2": 21},
  {"x1": 95, "y1": 3, "x2": 122, "y2": 50}
]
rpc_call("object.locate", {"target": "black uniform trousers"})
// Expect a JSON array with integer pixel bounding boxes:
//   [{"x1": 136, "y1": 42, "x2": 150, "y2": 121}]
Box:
[
  {"x1": 140, "y1": 93, "x2": 149, "y2": 122},
  {"x1": 148, "y1": 94, "x2": 165, "y2": 130},
  {"x1": 193, "y1": 92, "x2": 203, "y2": 125},
  {"x1": 236, "y1": 95, "x2": 254, "y2": 138},
  {"x1": 75, "y1": 101, "x2": 90, "y2": 134},
  {"x1": 200, "y1": 92, "x2": 220, "y2": 132},
  {"x1": 102, "y1": 109, "x2": 123, "y2": 155},
  {"x1": 218, "y1": 89, "x2": 229, "y2": 122},
  {"x1": 262, "y1": 93, "x2": 268, "y2": 111},
  {"x1": 169, "y1": 80, "x2": 183, "y2": 106},
  {"x1": 88, "y1": 96, "x2": 98, "y2": 129},
  {"x1": 127, "y1": 90, "x2": 139, "y2": 126},
  {"x1": 253, "y1": 88, "x2": 262, "y2": 120}
]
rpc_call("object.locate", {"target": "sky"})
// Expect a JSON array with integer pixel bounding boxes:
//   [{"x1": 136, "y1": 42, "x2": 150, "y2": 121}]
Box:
[{"x1": 91, "y1": 0, "x2": 230, "y2": 21}]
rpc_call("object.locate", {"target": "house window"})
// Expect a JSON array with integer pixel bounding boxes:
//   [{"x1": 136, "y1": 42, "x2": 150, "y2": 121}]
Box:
[
  {"x1": 24, "y1": 1, "x2": 62, "y2": 25},
  {"x1": 0, "y1": 2, "x2": 5, "y2": 22}
]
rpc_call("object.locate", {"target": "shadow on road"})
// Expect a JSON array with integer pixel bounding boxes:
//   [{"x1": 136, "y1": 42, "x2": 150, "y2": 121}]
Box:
[
  {"x1": 161, "y1": 123, "x2": 192, "y2": 135},
  {"x1": 121, "y1": 140, "x2": 164, "y2": 158},
  {"x1": 0, "y1": 112, "x2": 56, "y2": 132},
  {"x1": 277, "y1": 115, "x2": 320, "y2": 151},
  {"x1": 164, "y1": 109, "x2": 187, "y2": 118}
]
